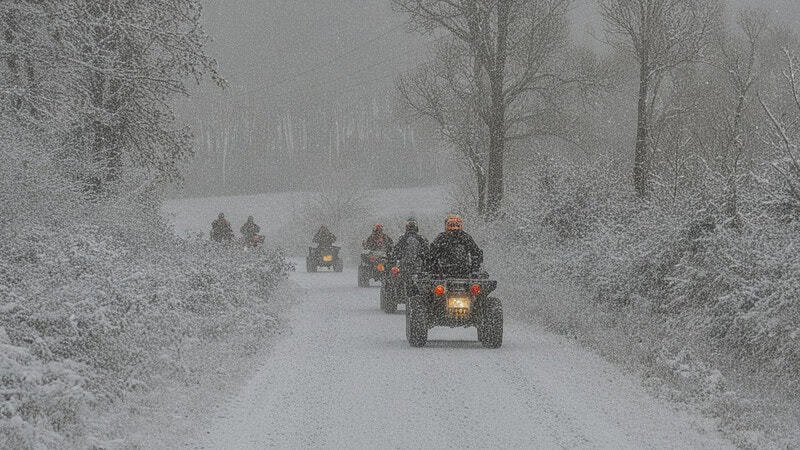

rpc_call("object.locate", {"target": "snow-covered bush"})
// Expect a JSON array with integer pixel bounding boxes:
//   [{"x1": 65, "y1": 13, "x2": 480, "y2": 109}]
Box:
[
  {"x1": 482, "y1": 156, "x2": 800, "y2": 443},
  {"x1": 1, "y1": 131, "x2": 290, "y2": 447},
  {"x1": 0, "y1": 338, "x2": 94, "y2": 449}
]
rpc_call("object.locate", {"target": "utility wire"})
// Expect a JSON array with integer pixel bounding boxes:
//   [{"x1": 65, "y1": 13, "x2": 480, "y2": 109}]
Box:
[{"x1": 224, "y1": 22, "x2": 406, "y2": 100}]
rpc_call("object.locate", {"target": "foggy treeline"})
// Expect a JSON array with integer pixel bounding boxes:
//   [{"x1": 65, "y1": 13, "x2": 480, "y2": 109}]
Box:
[
  {"x1": 182, "y1": 94, "x2": 447, "y2": 196},
  {"x1": 184, "y1": 0, "x2": 800, "y2": 223}
]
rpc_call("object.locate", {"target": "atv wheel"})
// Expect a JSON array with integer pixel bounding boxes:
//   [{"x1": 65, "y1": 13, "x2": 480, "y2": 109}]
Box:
[
  {"x1": 406, "y1": 295, "x2": 428, "y2": 347},
  {"x1": 480, "y1": 297, "x2": 503, "y2": 349},
  {"x1": 306, "y1": 258, "x2": 316, "y2": 273},
  {"x1": 357, "y1": 265, "x2": 369, "y2": 287},
  {"x1": 333, "y1": 257, "x2": 343, "y2": 272},
  {"x1": 381, "y1": 284, "x2": 397, "y2": 313}
]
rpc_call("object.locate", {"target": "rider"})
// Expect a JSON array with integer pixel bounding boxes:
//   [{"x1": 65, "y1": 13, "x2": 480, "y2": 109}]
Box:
[
  {"x1": 211, "y1": 213, "x2": 234, "y2": 242},
  {"x1": 426, "y1": 214, "x2": 483, "y2": 277},
  {"x1": 392, "y1": 218, "x2": 428, "y2": 273},
  {"x1": 240, "y1": 215, "x2": 261, "y2": 241},
  {"x1": 363, "y1": 223, "x2": 393, "y2": 252},
  {"x1": 313, "y1": 225, "x2": 337, "y2": 247}
]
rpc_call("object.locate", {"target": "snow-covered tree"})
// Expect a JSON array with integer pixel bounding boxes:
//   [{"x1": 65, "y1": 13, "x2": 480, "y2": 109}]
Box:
[
  {"x1": 598, "y1": 0, "x2": 722, "y2": 198},
  {"x1": 0, "y1": 0, "x2": 222, "y2": 195},
  {"x1": 394, "y1": 0, "x2": 604, "y2": 216}
]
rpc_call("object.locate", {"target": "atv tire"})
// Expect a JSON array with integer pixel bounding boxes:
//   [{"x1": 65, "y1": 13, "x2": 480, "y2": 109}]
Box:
[
  {"x1": 406, "y1": 295, "x2": 428, "y2": 347},
  {"x1": 479, "y1": 297, "x2": 503, "y2": 349},
  {"x1": 306, "y1": 258, "x2": 316, "y2": 273},
  {"x1": 333, "y1": 257, "x2": 343, "y2": 272},
  {"x1": 357, "y1": 265, "x2": 369, "y2": 287},
  {"x1": 380, "y1": 284, "x2": 397, "y2": 314}
]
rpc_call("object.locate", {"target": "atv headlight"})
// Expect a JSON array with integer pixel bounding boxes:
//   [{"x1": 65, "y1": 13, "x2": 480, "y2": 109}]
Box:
[{"x1": 322, "y1": 255, "x2": 333, "y2": 262}]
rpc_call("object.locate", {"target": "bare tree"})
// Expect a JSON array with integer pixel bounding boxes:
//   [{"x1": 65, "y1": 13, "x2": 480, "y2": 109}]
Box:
[
  {"x1": 397, "y1": 38, "x2": 490, "y2": 214},
  {"x1": 394, "y1": 0, "x2": 574, "y2": 216},
  {"x1": 759, "y1": 48, "x2": 800, "y2": 219},
  {"x1": 598, "y1": 0, "x2": 721, "y2": 198},
  {"x1": 707, "y1": 10, "x2": 766, "y2": 227}
]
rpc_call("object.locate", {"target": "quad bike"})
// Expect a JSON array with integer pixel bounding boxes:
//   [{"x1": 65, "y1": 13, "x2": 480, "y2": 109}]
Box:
[
  {"x1": 406, "y1": 272, "x2": 502, "y2": 349},
  {"x1": 240, "y1": 234, "x2": 265, "y2": 249},
  {"x1": 306, "y1": 245, "x2": 343, "y2": 273},
  {"x1": 380, "y1": 263, "x2": 403, "y2": 313},
  {"x1": 358, "y1": 250, "x2": 386, "y2": 287},
  {"x1": 380, "y1": 258, "x2": 423, "y2": 314}
]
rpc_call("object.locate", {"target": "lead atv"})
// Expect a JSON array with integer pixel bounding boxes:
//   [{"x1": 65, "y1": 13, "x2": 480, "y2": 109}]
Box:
[
  {"x1": 358, "y1": 250, "x2": 387, "y2": 287},
  {"x1": 406, "y1": 273, "x2": 503, "y2": 348},
  {"x1": 306, "y1": 245, "x2": 343, "y2": 273}
]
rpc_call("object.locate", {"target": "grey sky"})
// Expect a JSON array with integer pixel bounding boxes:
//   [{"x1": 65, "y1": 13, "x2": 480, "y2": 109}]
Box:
[{"x1": 193, "y1": 0, "x2": 800, "y2": 106}]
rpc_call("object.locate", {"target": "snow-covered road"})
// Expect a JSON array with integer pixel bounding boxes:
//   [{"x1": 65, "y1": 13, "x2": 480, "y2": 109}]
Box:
[{"x1": 188, "y1": 258, "x2": 731, "y2": 449}]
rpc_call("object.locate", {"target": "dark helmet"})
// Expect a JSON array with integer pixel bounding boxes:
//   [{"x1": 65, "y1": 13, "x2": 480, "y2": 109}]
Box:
[
  {"x1": 405, "y1": 218, "x2": 418, "y2": 234},
  {"x1": 247, "y1": 215, "x2": 254, "y2": 222},
  {"x1": 218, "y1": 213, "x2": 225, "y2": 219}
]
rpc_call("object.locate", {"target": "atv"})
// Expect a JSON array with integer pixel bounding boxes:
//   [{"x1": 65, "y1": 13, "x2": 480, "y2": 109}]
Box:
[
  {"x1": 380, "y1": 263, "x2": 403, "y2": 313},
  {"x1": 406, "y1": 273, "x2": 502, "y2": 348},
  {"x1": 306, "y1": 245, "x2": 343, "y2": 273},
  {"x1": 380, "y1": 258, "x2": 424, "y2": 314},
  {"x1": 358, "y1": 250, "x2": 386, "y2": 287},
  {"x1": 240, "y1": 234, "x2": 265, "y2": 249}
]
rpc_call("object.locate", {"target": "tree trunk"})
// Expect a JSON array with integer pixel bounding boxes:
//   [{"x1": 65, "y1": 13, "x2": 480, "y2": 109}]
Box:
[
  {"x1": 470, "y1": 45, "x2": 487, "y2": 217},
  {"x1": 633, "y1": 62, "x2": 651, "y2": 198},
  {"x1": 486, "y1": 93, "x2": 505, "y2": 216},
  {"x1": 486, "y1": 2, "x2": 510, "y2": 217},
  {"x1": 476, "y1": 167, "x2": 487, "y2": 217}
]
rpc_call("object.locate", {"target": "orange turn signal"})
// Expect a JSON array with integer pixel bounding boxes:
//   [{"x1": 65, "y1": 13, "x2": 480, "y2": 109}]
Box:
[
  {"x1": 470, "y1": 284, "x2": 481, "y2": 295},
  {"x1": 376, "y1": 263, "x2": 385, "y2": 272},
  {"x1": 434, "y1": 285, "x2": 445, "y2": 296},
  {"x1": 390, "y1": 266, "x2": 400, "y2": 275}
]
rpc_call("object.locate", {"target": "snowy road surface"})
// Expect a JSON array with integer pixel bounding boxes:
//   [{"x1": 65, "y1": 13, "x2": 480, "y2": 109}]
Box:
[{"x1": 189, "y1": 258, "x2": 731, "y2": 449}]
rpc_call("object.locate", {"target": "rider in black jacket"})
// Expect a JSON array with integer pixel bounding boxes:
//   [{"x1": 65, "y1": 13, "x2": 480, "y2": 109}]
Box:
[
  {"x1": 313, "y1": 225, "x2": 337, "y2": 247},
  {"x1": 426, "y1": 215, "x2": 483, "y2": 277},
  {"x1": 392, "y1": 218, "x2": 429, "y2": 273}
]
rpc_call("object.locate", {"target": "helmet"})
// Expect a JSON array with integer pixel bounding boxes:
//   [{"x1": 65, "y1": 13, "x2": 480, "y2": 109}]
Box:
[
  {"x1": 247, "y1": 215, "x2": 254, "y2": 222},
  {"x1": 405, "y1": 218, "x2": 418, "y2": 233},
  {"x1": 373, "y1": 223, "x2": 383, "y2": 233},
  {"x1": 445, "y1": 214, "x2": 463, "y2": 231},
  {"x1": 218, "y1": 213, "x2": 224, "y2": 219}
]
